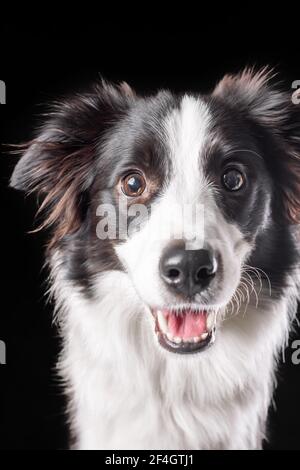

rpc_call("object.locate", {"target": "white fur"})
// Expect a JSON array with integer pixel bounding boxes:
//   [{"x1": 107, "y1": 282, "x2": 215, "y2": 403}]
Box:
[{"x1": 53, "y1": 266, "x2": 299, "y2": 450}]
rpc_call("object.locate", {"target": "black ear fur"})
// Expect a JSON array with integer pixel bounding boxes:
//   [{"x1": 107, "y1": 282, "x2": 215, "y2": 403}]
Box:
[
  {"x1": 10, "y1": 81, "x2": 136, "y2": 245},
  {"x1": 10, "y1": 81, "x2": 135, "y2": 192}
]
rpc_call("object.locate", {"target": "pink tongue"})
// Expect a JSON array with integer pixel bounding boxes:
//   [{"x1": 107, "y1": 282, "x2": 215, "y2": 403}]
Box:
[{"x1": 166, "y1": 310, "x2": 207, "y2": 339}]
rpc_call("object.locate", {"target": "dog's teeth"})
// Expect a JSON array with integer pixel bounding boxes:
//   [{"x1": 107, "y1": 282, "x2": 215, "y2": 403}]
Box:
[
  {"x1": 166, "y1": 333, "x2": 173, "y2": 342},
  {"x1": 174, "y1": 336, "x2": 182, "y2": 344},
  {"x1": 201, "y1": 332, "x2": 208, "y2": 340},
  {"x1": 193, "y1": 336, "x2": 201, "y2": 343},
  {"x1": 206, "y1": 313, "x2": 215, "y2": 330},
  {"x1": 157, "y1": 311, "x2": 168, "y2": 334}
]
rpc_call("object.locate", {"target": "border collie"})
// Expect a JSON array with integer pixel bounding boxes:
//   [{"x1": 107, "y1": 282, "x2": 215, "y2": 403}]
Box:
[{"x1": 10, "y1": 68, "x2": 300, "y2": 450}]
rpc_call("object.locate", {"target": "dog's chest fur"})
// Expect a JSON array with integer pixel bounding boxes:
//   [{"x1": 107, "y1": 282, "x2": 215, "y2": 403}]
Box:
[{"x1": 55, "y1": 267, "x2": 298, "y2": 450}]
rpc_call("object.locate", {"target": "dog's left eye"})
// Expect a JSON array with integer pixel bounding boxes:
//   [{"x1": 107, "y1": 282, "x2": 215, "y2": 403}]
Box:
[
  {"x1": 222, "y1": 168, "x2": 245, "y2": 191},
  {"x1": 121, "y1": 173, "x2": 146, "y2": 197}
]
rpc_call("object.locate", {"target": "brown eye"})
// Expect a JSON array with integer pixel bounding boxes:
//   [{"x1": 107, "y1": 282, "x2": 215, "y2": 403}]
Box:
[
  {"x1": 121, "y1": 173, "x2": 146, "y2": 197},
  {"x1": 222, "y1": 168, "x2": 245, "y2": 191}
]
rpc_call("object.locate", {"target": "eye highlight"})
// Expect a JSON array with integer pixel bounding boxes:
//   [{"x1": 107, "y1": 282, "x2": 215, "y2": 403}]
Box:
[
  {"x1": 121, "y1": 172, "x2": 146, "y2": 197},
  {"x1": 222, "y1": 168, "x2": 245, "y2": 191}
]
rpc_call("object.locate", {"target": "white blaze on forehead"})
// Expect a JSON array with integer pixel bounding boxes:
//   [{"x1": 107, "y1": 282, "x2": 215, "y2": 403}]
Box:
[
  {"x1": 164, "y1": 94, "x2": 212, "y2": 202},
  {"x1": 158, "y1": 95, "x2": 213, "y2": 248}
]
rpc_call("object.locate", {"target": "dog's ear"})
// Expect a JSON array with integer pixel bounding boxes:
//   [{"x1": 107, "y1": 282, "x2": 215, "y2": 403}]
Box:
[
  {"x1": 213, "y1": 67, "x2": 300, "y2": 224},
  {"x1": 10, "y1": 81, "x2": 136, "y2": 244}
]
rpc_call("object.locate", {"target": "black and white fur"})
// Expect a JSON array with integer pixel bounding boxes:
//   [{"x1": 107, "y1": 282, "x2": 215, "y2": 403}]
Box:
[{"x1": 10, "y1": 69, "x2": 300, "y2": 449}]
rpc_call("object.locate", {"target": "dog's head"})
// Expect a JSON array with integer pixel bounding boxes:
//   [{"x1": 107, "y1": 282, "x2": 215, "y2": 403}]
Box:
[{"x1": 11, "y1": 69, "x2": 300, "y2": 355}]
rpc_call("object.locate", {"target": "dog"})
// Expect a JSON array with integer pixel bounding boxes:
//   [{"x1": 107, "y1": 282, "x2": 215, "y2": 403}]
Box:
[{"x1": 10, "y1": 68, "x2": 300, "y2": 449}]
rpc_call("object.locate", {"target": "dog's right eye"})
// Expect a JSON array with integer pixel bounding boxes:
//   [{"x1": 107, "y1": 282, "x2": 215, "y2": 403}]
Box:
[
  {"x1": 121, "y1": 173, "x2": 146, "y2": 197},
  {"x1": 222, "y1": 168, "x2": 245, "y2": 192}
]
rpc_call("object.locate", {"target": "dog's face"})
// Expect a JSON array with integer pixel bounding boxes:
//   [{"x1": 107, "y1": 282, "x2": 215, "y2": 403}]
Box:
[
  {"x1": 11, "y1": 70, "x2": 300, "y2": 356},
  {"x1": 111, "y1": 94, "x2": 273, "y2": 354}
]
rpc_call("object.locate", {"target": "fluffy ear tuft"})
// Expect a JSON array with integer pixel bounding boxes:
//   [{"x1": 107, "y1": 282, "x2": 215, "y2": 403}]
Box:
[
  {"x1": 214, "y1": 67, "x2": 300, "y2": 224},
  {"x1": 10, "y1": 81, "x2": 136, "y2": 246},
  {"x1": 213, "y1": 66, "x2": 288, "y2": 127}
]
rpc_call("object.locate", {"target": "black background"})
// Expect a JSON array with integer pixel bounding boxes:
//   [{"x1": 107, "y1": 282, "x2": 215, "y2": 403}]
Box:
[{"x1": 0, "y1": 11, "x2": 300, "y2": 450}]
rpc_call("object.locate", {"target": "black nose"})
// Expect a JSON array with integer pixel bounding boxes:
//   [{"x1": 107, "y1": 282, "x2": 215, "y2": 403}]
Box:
[{"x1": 159, "y1": 245, "x2": 217, "y2": 297}]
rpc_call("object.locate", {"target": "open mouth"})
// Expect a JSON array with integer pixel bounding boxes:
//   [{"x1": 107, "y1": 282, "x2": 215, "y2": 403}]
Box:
[{"x1": 153, "y1": 307, "x2": 216, "y2": 354}]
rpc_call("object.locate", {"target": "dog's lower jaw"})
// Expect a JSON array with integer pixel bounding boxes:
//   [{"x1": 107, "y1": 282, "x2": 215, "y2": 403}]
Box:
[{"x1": 54, "y1": 268, "x2": 298, "y2": 450}]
